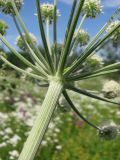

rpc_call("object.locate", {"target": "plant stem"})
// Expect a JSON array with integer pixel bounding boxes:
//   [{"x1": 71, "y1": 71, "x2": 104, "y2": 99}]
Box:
[
  {"x1": 46, "y1": 18, "x2": 52, "y2": 56},
  {"x1": 18, "y1": 80, "x2": 63, "y2": 160}
]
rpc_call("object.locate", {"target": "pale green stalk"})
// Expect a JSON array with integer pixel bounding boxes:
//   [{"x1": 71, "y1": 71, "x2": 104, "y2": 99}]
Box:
[
  {"x1": 13, "y1": 15, "x2": 48, "y2": 74},
  {"x1": 46, "y1": 18, "x2": 52, "y2": 56},
  {"x1": 0, "y1": 56, "x2": 46, "y2": 81},
  {"x1": 18, "y1": 80, "x2": 63, "y2": 160}
]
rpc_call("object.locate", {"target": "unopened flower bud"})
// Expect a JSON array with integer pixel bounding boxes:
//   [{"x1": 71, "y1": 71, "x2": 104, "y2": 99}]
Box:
[{"x1": 58, "y1": 96, "x2": 71, "y2": 113}]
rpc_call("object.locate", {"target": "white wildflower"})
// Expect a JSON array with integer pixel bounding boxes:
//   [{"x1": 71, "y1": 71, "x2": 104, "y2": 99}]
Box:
[
  {"x1": 56, "y1": 145, "x2": 62, "y2": 150},
  {"x1": 8, "y1": 135, "x2": 21, "y2": 147},
  {"x1": 9, "y1": 150, "x2": 19, "y2": 158}
]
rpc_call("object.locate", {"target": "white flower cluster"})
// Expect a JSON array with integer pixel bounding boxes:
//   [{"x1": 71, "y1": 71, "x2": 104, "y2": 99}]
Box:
[
  {"x1": 0, "y1": 0, "x2": 23, "y2": 15},
  {"x1": 99, "y1": 121, "x2": 119, "y2": 140},
  {"x1": 102, "y1": 80, "x2": 120, "y2": 99},
  {"x1": 106, "y1": 20, "x2": 120, "y2": 45},
  {"x1": 40, "y1": 3, "x2": 60, "y2": 23},
  {"x1": 16, "y1": 33, "x2": 37, "y2": 51},
  {"x1": 74, "y1": 29, "x2": 90, "y2": 46},
  {"x1": 82, "y1": 0, "x2": 102, "y2": 18}
]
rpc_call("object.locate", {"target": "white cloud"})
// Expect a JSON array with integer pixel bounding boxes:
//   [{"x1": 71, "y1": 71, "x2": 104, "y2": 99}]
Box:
[{"x1": 103, "y1": 0, "x2": 120, "y2": 8}]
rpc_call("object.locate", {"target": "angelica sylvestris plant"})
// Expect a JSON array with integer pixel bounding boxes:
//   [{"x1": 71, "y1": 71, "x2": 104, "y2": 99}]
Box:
[
  {"x1": 0, "y1": 20, "x2": 8, "y2": 36},
  {"x1": 0, "y1": 0, "x2": 120, "y2": 160}
]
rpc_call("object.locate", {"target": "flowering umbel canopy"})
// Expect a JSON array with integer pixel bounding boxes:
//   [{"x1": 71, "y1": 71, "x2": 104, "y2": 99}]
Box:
[
  {"x1": 16, "y1": 33, "x2": 37, "y2": 51},
  {"x1": 40, "y1": 3, "x2": 60, "y2": 23},
  {"x1": 82, "y1": 0, "x2": 102, "y2": 18},
  {"x1": 0, "y1": 0, "x2": 23, "y2": 15},
  {"x1": 0, "y1": 20, "x2": 8, "y2": 35},
  {"x1": 106, "y1": 20, "x2": 120, "y2": 46}
]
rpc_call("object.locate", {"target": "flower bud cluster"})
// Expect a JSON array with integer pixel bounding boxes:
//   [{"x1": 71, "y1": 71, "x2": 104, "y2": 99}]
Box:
[
  {"x1": 102, "y1": 80, "x2": 120, "y2": 99},
  {"x1": 0, "y1": 0, "x2": 23, "y2": 15},
  {"x1": 16, "y1": 33, "x2": 37, "y2": 51},
  {"x1": 82, "y1": 0, "x2": 102, "y2": 18},
  {"x1": 74, "y1": 29, "x2": 90, "y2": 46},
  {"x1": 0, "y1": 20, "x2": 8, "y2": 35},
  {"x1": 106, "y1": 20, "x2": 120, "y2": 46},
  {"x1": 40, "y1": 3, "x2": 60, "y2": 24}
]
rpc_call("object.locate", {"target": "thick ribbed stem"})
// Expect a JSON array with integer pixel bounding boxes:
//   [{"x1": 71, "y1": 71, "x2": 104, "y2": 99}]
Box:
[{"x1": 18, "y1": 80, "x2": 63, "y2": 160}]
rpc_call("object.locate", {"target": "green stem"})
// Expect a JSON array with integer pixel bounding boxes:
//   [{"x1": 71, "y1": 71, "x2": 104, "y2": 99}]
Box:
[
  {"x1": 46, "y1": 18, "x2": 52, "y2": 56},
  {"x1": 18, "y1": 80, "x2": 63, "y2": 160}
]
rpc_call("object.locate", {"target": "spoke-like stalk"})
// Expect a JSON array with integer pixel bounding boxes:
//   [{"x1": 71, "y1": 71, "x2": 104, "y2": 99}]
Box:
[
  {"x1": 66, "y1": 85, "x2": 120, "y2": 105},
  {"x1": 46, "y1": 18, "x2": 52, "y2": 56},
  {"x1": 12, "y1": 16, "x2": 49, "y2": 76},
  {"x1": 36, "y1": 0, "x2": 54, "y2": 74},
  {"x1": 0, "y1": 56, "x2": 46, "y2": 81},
  {"x1": 69, "y1": 13, "x2": 87, "y2": 56},
  {"x1": 53, "y1": 0, "x2": 57, "y2": 70},
  {"x1": 63, "y1": 90, "x2": 100, "y2": 130},
  {"x1": 11, "y1": 0, "x2": 50, "y2": 71},
  {"x1": 18, "y1": 80, "x2": 63, "y2": 160},
  {"x1": 57, "y1": 0, "x2": 85, "y2": 75}
]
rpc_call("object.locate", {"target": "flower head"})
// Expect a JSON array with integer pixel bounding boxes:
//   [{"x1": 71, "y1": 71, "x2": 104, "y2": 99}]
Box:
[
  {"x1": 74, "y1": 29, "x2": 90, "y2": 46},
  {"x1": 99, "y1": 121, "x2": 119, "y2": 140},
  {"x1": 106, "y1": 20, "x2": 120, "y2": 46},
  {"x1": 16, "y1": 33, "x2": 37, "y2": 51},
  {"x1": 40, "y1": 3, "x2": 60, "y2": 23},
  {"x1": 82, "y1": 0, "x2": 102, "y2": 18},
  {"x1": 0, "y1": 20, "x2": 8, "y2": 35},
  {"x1": 102, "y1": 80, "x2": 120, "y2": 99},
  {"x1": 0, "y1": 0, "x2": 23, "y2": 15}
]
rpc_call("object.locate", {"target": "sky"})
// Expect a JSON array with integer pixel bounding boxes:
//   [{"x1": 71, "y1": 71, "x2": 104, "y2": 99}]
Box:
[{"x1": 0, "y1": 0, "x2": 120, "y2": 49}]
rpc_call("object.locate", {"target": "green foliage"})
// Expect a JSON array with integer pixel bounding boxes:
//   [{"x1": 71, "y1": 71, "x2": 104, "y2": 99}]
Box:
[{"x1": 0, "y1": 20, "x2": 8, "y2": 35}]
